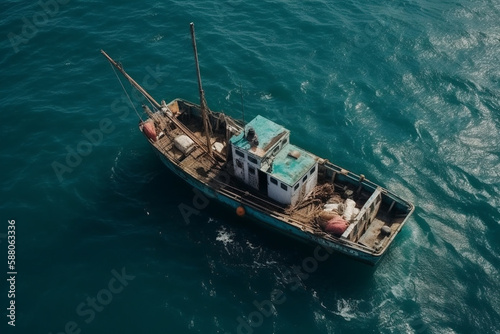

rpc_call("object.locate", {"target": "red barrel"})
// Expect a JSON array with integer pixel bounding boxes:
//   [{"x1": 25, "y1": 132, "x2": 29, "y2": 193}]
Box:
[{"x1": 142, "y1": 120, "x2": 156, "y2": 142}]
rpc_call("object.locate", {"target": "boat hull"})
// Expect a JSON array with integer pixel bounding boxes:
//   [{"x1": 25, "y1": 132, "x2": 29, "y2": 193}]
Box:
[{"x1": 150, "y1": 143, "x2": 388, "y2": 265}]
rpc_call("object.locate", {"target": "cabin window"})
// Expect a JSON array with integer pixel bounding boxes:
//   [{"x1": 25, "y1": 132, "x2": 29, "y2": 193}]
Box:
[
  {"x1": 310, "y1": 166, "x2": 316, "y2": 175},
  {"x1": 248, "y1": 156, "x2": 258, "y2": 164},
  {"x1": 270, "y1": 177, "x2": 278, "y2": 185},
  {"x1": 294, "y1": 183, "x2": 300, "y2": 191},
  {"x1": 248, "y1": 167, "x2": 256, "y2": 174},
  {"x1": 235, "y1": 150, "x2": 245, "y2": 158},
  {"x1": 283, "y1": 138, "x2": 288, "y2": 145},
  {"x1": 281, "y1": 183, "x2": 288, "y2": 191},
  {"x1": 303, "y1": 175, "x2": 308, "y2": 183},
  {"x1": 273, "y1": 145, "x2": 280, "y2": 155}
]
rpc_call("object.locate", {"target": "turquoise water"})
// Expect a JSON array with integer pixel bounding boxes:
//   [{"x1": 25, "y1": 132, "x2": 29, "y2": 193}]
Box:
[{"x1": 1, "y1": 0, "x2": 500, "y2": 333}]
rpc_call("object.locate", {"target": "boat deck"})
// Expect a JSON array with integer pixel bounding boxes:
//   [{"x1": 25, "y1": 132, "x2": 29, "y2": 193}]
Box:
[{"x1": 151, "y1": 115, "x2": 404, "y2": 253}]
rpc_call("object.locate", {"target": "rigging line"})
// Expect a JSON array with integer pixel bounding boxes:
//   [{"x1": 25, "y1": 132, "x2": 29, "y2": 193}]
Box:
[{"x1": 108, "y1": 61, "x2": 143, "y2": 121}]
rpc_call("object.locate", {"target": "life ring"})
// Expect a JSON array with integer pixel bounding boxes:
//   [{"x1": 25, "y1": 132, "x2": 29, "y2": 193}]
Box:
[{"x1": 236, "y1": 206, "x2": 245, "y2": 217}]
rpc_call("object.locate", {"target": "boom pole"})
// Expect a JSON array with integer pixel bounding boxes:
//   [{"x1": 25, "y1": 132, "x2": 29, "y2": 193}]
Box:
[
  {"x1": 100, "y1": 50, "x2": 161, "y2": 111},
  {"x1": 101, "y1": 49, "x2": 217, "y2": 162}
]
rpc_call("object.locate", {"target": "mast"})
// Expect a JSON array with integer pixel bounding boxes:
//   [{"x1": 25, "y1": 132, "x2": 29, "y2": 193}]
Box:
[{"x1": 190, "y1": 22, "x2": 213, "y2": 155}]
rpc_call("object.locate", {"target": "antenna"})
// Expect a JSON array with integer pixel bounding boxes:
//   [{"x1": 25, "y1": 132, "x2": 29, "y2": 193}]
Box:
[{"x1": 239, "y1": 82, "x2": 245, "y2": 125}]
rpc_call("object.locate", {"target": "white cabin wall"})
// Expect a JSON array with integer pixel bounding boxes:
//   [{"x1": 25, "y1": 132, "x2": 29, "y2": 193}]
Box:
[
  {"x1": 289, "y1": 163, "x2": 319, "y2": 206},
  {"x1": 267, "y1": 176, "x2": 291, "y2": 205}
]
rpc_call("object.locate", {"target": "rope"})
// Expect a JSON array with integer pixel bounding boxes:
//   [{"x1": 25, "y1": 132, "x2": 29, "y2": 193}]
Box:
[{"x1": 109, "y1": 61, "x2": 144, "y2": 121}]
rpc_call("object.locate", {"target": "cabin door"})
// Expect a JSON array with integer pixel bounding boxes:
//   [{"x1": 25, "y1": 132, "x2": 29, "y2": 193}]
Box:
[
  {"x1": 258, "y1": 170, "x2": 268, "y2": 195},
  {"x1": 298, "y1": 183, "x2": 307, "y2": 202},
  {"x1": 234, "y1": 158, "x2": 245, "y2": 180}
]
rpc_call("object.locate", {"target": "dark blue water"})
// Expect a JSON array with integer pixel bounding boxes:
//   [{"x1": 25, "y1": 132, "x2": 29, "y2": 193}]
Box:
[{"x1": 1, "y1": 1, "x2": 499, "y2": 333}]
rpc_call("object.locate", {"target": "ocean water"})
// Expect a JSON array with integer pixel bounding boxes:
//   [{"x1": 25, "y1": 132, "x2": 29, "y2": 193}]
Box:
[{"x1": 1, "y1": 0, "x2": 499, "y2": 333}]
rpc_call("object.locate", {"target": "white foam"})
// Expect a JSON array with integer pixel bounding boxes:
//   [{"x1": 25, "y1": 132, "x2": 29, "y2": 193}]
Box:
[
  {"x1": 334, "y1": 298, "x2": 358, "y2": 321},
  {"x1": 216, "y1": 226, "x2": 234, "y2": 253}
]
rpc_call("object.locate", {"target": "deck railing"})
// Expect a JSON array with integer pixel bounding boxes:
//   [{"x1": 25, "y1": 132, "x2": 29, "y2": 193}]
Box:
[{"x1": 341, "y1": 187, "x2": 382, "y2": 242}]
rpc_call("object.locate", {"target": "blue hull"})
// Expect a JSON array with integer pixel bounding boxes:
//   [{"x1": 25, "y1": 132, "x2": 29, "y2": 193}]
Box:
[{"x1": 151, "y1": 144, "x2": 385, "y2": 265}]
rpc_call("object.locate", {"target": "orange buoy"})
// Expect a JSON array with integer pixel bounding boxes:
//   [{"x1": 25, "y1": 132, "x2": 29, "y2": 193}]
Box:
[{"x1": 236, "y1": 206, "x2": 245, "y2": 217}]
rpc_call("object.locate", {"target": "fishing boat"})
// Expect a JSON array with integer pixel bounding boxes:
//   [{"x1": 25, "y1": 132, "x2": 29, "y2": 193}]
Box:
[{"x1": 101, "y1": 23, "x2": 414, "y2": 265}]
